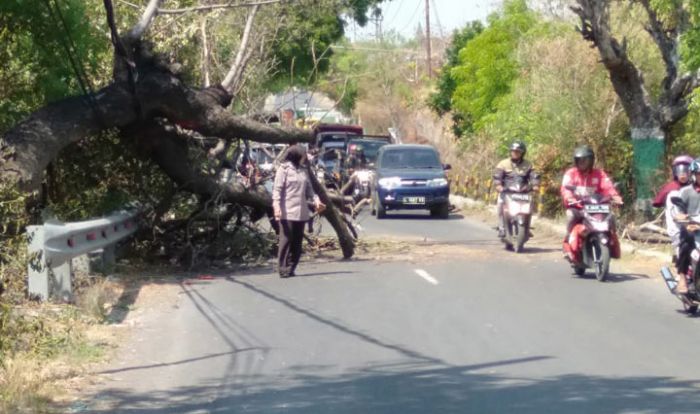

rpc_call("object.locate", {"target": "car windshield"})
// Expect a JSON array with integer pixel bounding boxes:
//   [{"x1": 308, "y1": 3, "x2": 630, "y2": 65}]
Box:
[
  {"x1": 318, "y1": 133, "x2": 356, "y2": 147},
  {"x1": 349, "y1": 140, "x2": 388, "y2": 163},
  {"x1": 380, "y1": 148, "x2": 441, "y2": 169}
]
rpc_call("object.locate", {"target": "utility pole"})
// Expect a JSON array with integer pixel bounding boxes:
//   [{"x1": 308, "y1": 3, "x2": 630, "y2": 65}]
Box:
[
  {"x1": 425, "y1": 0, "x2": 432, "y2": 78},
  {"x1": 371, "y1": 7, "x2": 383, "y2": 43}
]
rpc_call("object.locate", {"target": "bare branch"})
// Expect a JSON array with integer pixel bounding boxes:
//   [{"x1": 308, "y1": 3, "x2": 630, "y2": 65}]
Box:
[
  {"x1": 157, "y1": 0, "x2": 285, "y2": 14},
  {"x1": 637, "y1": 0, "x2": 679, "y2": 90},
  {"x1": 571, "y1": 0, "x2": 655, "y2": 127},
  {"x1": 230, "y1": 40, "x2": 258, "y2": 96},
  {"x1": 201, "y1": 17, "x2": 211, "y2": 88},
  {"x1": 659, "y1": 71, "x2": 700, "y2": 127},
  {"x1": 126, "y1": 0, "x2": 163, "y2": 41},
  {"x1": 221, "y1": 5, "x2": 259, "y2": 92}
]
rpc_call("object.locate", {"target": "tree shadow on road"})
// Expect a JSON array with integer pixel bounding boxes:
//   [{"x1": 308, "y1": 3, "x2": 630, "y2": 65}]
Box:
[
  {"x1": 82, "y1": 358, "x2": 700, "y2": 414},
  {"x1": 296, "y1": 271, "x2": 357, "y2": 277},
  {"x1": 81, "y1": 272, "x2": 700, "y2": 414}
]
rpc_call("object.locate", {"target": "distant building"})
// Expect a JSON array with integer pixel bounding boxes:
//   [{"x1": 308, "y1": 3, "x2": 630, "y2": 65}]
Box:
[{"x1": 263, "y1": 88, "x2": 352, "y2": 128}]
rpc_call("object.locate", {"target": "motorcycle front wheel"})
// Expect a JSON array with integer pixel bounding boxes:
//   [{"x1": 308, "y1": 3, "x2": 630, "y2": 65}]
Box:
[
  {"x1": 591, "y1": 237, "x2": 611, "y2": 282},
  {"x1": 514, "y1": 221, "x2": 527, "y2": 253}
]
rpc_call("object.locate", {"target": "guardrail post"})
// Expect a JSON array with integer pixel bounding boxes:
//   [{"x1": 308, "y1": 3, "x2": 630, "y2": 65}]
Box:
[
  {"x1": 27, "y1": 225, "x2": 49, "y2": 300},
  {"x1": 103, "y1": 245, "x2": 116, "y2": 268},
  {"x1": 89, "y1": 246, "x2": 116, "y2": 274},
  {"x1": 27, "y1": 226, "x2": 73, "y2": 302},
  {"x1": 50, "y1": 257, "x2": 73, "y2": 303}
]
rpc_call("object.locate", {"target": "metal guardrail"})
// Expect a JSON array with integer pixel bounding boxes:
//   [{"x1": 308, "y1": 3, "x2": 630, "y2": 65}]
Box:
[{"x1": 26, "y1": 209, "x2": 139, "y2": 301}]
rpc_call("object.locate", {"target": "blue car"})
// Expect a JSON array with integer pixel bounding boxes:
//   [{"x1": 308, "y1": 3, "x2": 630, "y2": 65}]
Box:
[{"x1": 371, "y1": 144, "x2": 451, "y2": 219}]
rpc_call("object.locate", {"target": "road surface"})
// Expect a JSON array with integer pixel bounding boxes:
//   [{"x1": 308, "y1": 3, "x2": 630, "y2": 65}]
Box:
[{"x1": 81, "y1": 210, "x2": 700, "y2": 413}]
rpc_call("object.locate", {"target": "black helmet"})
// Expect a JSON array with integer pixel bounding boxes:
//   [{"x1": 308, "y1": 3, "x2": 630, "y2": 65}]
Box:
[
  {"x1": 573, "y1": 145, "x2": 595, "y2": 164},
  {"x1": 510, "y1": 141, "x2": 527, "y2": 155}
]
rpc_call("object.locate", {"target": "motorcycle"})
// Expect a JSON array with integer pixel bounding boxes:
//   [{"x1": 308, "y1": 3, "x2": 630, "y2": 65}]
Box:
[
  {"x1": 499, "y1": 178, "x2": 533, "y2": 253},
  {"x1": 351, "y1": 168, "x2": 374, "y2": 201},
  {"x1": 315, "y1": 164, "x2": 342, "y2": 192},
  {"x1": 563, "y1": 192, "x2": 621, "y2": 281},
  {"x1": 660, "y1": 197, "x2": 700, "y2": 314}
]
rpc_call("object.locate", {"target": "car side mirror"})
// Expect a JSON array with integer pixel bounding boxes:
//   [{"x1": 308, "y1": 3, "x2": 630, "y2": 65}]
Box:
[{"x1": 443, "y1": 164, "x2": 452, "y2": 170}]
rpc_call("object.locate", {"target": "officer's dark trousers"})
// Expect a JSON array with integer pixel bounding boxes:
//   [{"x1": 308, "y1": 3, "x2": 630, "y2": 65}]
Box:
[{"x1": 278, "y1": 220, "x2": 305, "y2": 277}]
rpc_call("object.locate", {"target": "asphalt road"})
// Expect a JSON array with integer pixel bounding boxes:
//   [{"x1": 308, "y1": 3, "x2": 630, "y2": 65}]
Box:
[{"x1": 83, "y1": 209, "x2": 700, "y2": 414}]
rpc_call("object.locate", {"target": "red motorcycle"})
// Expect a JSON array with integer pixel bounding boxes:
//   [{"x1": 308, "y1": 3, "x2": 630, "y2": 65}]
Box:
[{"x1": 563, "y1": 193, "x2": 622, "y2": 281}]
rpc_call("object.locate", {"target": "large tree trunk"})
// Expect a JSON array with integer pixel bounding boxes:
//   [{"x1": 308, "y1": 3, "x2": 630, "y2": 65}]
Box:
[
  {"x1": 0, "y1": 47, "x2": 312, "y2": 192},
  {"x1": 306, "y1": 164, "x2": 355, "y2": 259},
  {"x1": 127, "y1": 120, "x2": 273, "y2": 211},
  {"x1": 572, "y1": 0, "x2": 699, "y2": 219}
]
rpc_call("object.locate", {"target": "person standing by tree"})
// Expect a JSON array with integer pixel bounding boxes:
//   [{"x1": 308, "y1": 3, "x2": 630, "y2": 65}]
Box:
[{"x1": 273, "y1": 145, "x2": 325, "y2": 278}]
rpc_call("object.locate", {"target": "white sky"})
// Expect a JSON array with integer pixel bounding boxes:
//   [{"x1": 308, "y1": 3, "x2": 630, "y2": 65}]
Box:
[{"x1": 347, "y1": 0, "x2": 503, "y2": 41}]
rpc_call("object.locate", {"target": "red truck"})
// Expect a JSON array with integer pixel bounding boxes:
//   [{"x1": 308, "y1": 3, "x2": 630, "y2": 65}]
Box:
[{"x1": 312, "y1": 123, "x2": 364, "y2": 148}]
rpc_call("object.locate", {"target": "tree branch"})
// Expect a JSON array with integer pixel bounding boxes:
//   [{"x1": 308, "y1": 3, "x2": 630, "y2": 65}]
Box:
[
  {"x1": 157, "y1": 0, "x2": 285, "y2": 14},
  {"x1": 201, "y1": 17, "x2": 211, "y2": 88},
  {"x1": 130, "y1": 120, "x2": 273, "y2": 212},
  {"x1": 637, "y1": 0, "x2": 679, "y2": 90},
  {"x1": 571, "y1": 0, "x2": 656, "y2": 127},
  {"x1": 0, "y1": 84, "x2": 136, "y2": 191},
  {"x1": 126, "y1": 0, "x2": 163, "y2": 41},
  {"x1": 1, "y1": 49, "x2": 312, "y2": 192},
  {"x1": 221, "y1": 5, "x2": 259, "y2": 92}
]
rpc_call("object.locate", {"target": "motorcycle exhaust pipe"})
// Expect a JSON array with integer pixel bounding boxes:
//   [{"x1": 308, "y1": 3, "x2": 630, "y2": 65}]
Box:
[{"x1": 660, "y1": 266, "x2": 678, "y2": 293}]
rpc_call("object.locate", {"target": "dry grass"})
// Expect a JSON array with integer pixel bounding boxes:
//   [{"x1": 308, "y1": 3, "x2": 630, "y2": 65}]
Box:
[
  {"x1": 0, "y1": 280, "x2": 125, "y2": 413},
  {"x1": 0, "y1": 330, "x2": 110, "y2": 414},
  {"x1": 75, "y1": 279, "x2": 122, "y2": 323}
]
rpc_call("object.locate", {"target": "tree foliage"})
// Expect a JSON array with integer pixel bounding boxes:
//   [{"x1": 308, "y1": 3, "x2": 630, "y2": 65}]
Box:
[
  {"x1": 450, "y1": 0, "x2": 537, "y2": 135},
  {"x1": 0, "y1": 0, "x2": 110, "y2": 133},
  {"x1": 428, "y1": 21, "x2": 484, "y2": 116}
]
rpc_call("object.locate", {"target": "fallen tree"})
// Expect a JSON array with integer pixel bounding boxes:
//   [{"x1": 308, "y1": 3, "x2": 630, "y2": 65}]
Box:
[{"x1": 0, "y1": 0, "x2": 358, "y2": 263}]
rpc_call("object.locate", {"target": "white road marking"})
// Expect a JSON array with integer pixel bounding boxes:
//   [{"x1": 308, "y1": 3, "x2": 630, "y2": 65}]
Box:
[{"x1": 414, "y1": 269, "x2": 439, "y2": 285}]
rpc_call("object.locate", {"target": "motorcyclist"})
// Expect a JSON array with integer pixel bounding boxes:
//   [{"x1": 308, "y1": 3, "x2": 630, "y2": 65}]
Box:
[
  {"x1": 493, "y1": 141, "x2": 540, "y2": 238},
  {"x1": 560, "y1": 145, "x2": 623, "y2": 259},
  {"x1": 346, "y1": 145, "x2": 368, "y2": 171},
  {"x1": 674, "y1": 159, "x2": 700, "y2": 294},
  {"x1": 653, "y1": 155, "x2": 694, "y2": 208},
  {"x1": 344, "y1": 145, "x2": 369, "y2": 197},
  {"x1": 655, "y1": 156, "x2": 693, "y2": 281}
]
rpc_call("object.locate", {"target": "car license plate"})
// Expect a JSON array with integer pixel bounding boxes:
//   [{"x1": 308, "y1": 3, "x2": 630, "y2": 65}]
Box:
[{"x1": 403, "y1": 196, "x2": 425, "y2": 205}]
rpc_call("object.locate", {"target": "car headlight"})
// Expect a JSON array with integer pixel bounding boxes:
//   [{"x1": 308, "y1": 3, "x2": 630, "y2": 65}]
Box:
[
  {"x1": 428, "y1": 178, "x2": 449, "y2": 187},
  {"x1": 378, "y1": 177, "x2": 402, "y2": 189}
]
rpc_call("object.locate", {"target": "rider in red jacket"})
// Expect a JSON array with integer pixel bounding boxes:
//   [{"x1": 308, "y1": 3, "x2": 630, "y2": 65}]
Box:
[
  {"x1": 652, "y1": 155, "x2": 694, "y2": 208},
  {"x1": 560, "y1": 145, "x2": 623, "y2": 259}
]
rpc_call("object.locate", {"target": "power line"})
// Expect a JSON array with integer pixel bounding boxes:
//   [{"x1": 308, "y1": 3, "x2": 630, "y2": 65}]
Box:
[
  {"x1": 383, "y1": 0, "x2": 405, "y2": 29},
  {"x1": 430, "y1": 0, "x2": 444, "y2": 38},
  {"x1": 396, "y1": 0, "x2": 422, "y2": 36},
  {"x1": 425, "y1": 0, "x2": 431, "y2": 78},
  {"x1": 43, "y1": 0, "x2": 93, "y2": 97},
  {"x1": 43, "y1": 0, "x2": 104, "y2": 123}
]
